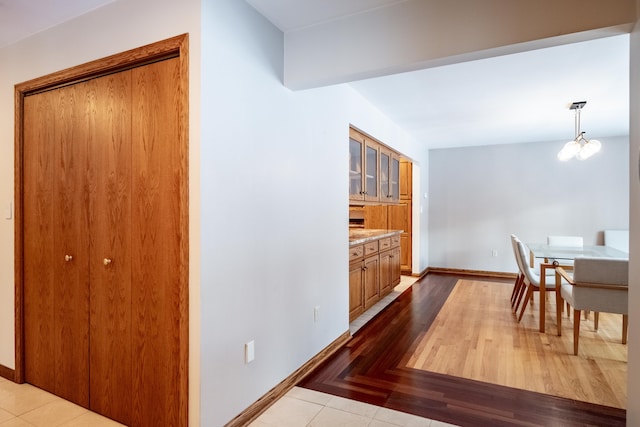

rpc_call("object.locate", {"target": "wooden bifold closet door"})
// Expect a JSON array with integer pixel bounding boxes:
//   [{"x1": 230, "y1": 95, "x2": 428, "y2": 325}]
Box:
[{"x1": 22, "y1": 55, "x2": 187, "y2": 427}]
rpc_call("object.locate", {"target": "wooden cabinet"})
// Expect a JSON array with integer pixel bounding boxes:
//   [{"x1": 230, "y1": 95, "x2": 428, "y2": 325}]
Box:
[
  {"x1": 362, "y1": 255, "x2": 380, "y2": 310},
  {"x1": 349, "y1": 128, "x2": 379, "y2": 202},
  {"x1": 349, "y1": 127, "x2": 401, "y2": 204},
  {"x1": 388, "y1": 201, "x2": 411, "y2": 273},
  {"x1": 349, "y1": 258, "x2": 365, "y2": 320},
  {"x1": 348, "y1": 232, "x2": 401, "y2": 322},
  {"x1": 380, "y1": 236, "x2": 401, "y2": 296}
]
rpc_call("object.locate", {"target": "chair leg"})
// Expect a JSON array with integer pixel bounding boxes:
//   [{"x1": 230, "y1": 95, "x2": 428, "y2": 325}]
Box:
[
  {"x1": 566, "y1": 302, "x2": 570, "y2": 318},
  {"x1": 514, "y1": 279, "x2": 527, "y2": 312},
  {"x1": 511, "y1": 274, "x2": 523, "y2": 306},
  {"x1": 556, "y1": 290, "x2": 563, "y2": 337},
  {"x1": 594, "y1": 312, "x2": 599, "y2": 331},
  {"x1": 518, "y1": 285, "x2": 534, "y2": 322},
  {"x1": 623, "y1": 314, "x2": 628, "y2": 345},
  {"x1": 573, "y1": 308, "x2": 581, "y2": 355}
]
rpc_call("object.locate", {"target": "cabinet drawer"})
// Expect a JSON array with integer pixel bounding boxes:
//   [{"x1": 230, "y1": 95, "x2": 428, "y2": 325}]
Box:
[
  {"x1": 379, "y1": 237, "x2": 391, "y2": 251},
  {"x1": 349, "y1": 245, "x2": 364, "y2": 261},
  {"x1": 364, "y1": 241, "x2": 378, "y2": 256},
  {"x1": 391, "y1": 235, "x2": 400, "y2": 248}
]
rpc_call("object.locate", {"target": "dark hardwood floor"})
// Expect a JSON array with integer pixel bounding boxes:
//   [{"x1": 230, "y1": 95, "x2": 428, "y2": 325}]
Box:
[{"x1": 299, "y1": 273, "x2": 626, "y2": 427}]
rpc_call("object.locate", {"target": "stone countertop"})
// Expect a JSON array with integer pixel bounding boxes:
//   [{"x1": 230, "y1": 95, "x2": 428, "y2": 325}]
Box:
[{"x1": 349, "y1": 229, "x2": 403, "y2": 246}]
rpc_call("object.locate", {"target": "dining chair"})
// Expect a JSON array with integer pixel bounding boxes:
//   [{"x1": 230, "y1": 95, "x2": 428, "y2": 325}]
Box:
[
  {"x1": 509, "y1": 234, "x2": 525, "y2": 309},
  {"x1": 515, "y1": 240, "x2": 557, "y2": 324},
  {"x1": 511, "y1": 235, "x2": 556, "y2": 313},
  {"x1": 604, "y1": 229, "x2": 629, "y2": 253},
  {"x1": 555, "y1": 257, "x2": 628, "y2": 355}
]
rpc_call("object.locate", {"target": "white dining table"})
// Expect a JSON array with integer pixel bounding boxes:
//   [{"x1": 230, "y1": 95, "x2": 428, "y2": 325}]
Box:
[{"x1": 525, "y1": 243, "x2": 628, "y2": 333}]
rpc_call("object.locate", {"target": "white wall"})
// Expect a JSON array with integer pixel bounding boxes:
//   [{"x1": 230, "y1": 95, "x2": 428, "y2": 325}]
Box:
[
  {"x1": 428, "y1": 137, "x2": 629, "y2": 272},
  {"x1": 200, "y1": 1, "x2": 426, "y2": 425},
  {"x1": 626, "y1": 2, "x2": 640, "y2": 424},
  {"x1": 0, "y1": 0, "x2": 203, "y2": 424}
]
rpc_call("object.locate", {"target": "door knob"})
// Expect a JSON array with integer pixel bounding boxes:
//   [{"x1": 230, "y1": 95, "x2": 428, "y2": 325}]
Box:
[
  {"x1": 64, "y1": 255, "x2": 73, "y2": 262},
  {"x1": 103, "y1": 258, "x2": 112, "y2": 266}
]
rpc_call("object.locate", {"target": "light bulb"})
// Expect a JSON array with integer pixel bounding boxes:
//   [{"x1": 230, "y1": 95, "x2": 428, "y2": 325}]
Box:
[
  {"x1": 576, "y1": 139, "x2": 602, "y2": 160},
  {"x1": 557, "y1": 140, "x2": 579, "y2": 161}
]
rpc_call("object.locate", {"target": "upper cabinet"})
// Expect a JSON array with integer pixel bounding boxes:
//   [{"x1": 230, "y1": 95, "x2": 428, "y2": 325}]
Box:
[
  {"x1": 349, "y1": 128, "x2": 379, "y2": 202},
  {"x1": 380, "y1": 146, "x2": 400, "y2": 203},
  {"x1": 350, "y1": 127, "x2": 401, "y2": 204}
]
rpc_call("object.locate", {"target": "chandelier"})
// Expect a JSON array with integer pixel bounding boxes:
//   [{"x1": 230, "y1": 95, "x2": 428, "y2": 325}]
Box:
[{"x1": 557, "y1": 101, "x2": 601, "y2": 161}]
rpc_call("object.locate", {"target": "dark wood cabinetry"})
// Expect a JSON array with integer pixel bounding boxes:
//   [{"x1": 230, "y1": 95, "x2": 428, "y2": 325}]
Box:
[{"x1": 349, "y1": 232, "x2": 401, "y2": 322}]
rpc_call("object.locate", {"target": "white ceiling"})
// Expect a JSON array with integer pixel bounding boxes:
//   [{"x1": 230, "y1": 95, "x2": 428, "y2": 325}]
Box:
[
  {"x1": 248, "y1": 0, "x2": 630, "y2": 149},
  {"x1": 1, "y1": 0, "x2": 629, "y2": 150},
  {"x1": 0, "y1": 0, "x2": 115, "y2": 48}
]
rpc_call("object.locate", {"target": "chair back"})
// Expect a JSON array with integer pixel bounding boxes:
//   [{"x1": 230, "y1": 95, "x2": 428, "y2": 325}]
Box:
[
  {"x1": 547, "y1": 235, "x2": 583, "y2": 247},
  {"x1": 510, "y1": 234, "x2": 523, "y2": 273},
  {"x1": 565, "y1": 257, "x2": 628, "y2": 315},
  {"x1": 515, "y1": 240, "x2": 539, "y2": 286},
  {"x1": 572, "y1": 257, "x2": 628, "y2": 286},
  {"x1": 604, "y1": 230, "x2": 629, "y2": 253}
]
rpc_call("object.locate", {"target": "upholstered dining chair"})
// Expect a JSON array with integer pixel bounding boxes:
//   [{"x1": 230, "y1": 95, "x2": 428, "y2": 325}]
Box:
[
  {"x1": 510, "y1": 234, "x2": 525, "y2": 309},
  {"x1": 555, "y1": 257, "x2": 628, "y2": 355},
  {"x1": 515, "y1": 239, "x2": 556, "y2": 324},
  {"x1": 511, "y1": 235, "x2": 555, "y2": 313}
]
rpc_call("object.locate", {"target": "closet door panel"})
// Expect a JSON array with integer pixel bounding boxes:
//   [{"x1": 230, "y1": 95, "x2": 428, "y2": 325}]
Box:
[
  {"x1": 87, "y1": 72, "x2": 133, "y2": 425},
  {"x1": 23, "y1": 90, "x2": 57, "y2": 393},
  {"x1": 131, "y1": 57, "x2": 188, "y2": 426},
  {"x1": 52, "y1": 83, "x2": 90, "y2": 406}
]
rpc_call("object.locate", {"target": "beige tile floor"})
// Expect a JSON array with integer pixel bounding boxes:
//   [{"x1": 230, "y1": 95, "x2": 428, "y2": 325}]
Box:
[
  {"x1": 0, "y1": 277, "x2": 447, "y2": 427},
  {"x1": 0, "y1": 376, "x2": 124, "y2": 426},
  {"x1": 250, "y1": 386, "x2": 457, "y2": 427},
  {"x1": 0, "y1": 376, "x2": 455, "y2": 427}
]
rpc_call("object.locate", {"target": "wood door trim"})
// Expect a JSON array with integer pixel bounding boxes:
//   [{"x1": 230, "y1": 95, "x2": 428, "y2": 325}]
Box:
[{"x1": 14, "y1": 34, "x2": 189, "y2": 424}]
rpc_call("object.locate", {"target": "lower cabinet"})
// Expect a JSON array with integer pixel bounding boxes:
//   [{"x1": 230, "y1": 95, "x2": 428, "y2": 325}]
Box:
[
  {"x1": 349, "y1": 233, "x2": 401, "y2": 322},
  {"x1": 363, "y1": 255, "x2": 380, "y2": 310},
  {"x1": 349, "y1": 260, "x2": 365, "y2": 320},
  {"x1": 379, "y1": 246, "x2": 398, "y2": 295}
]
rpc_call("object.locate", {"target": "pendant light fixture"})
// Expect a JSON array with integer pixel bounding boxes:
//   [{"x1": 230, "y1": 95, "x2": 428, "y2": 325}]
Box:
[{"x1": 557, "y1": 101, "x2": 601, "y2": 161}]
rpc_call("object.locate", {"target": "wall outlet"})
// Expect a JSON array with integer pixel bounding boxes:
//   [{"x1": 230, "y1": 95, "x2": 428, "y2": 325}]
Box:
[
  {"x1": 314, "y1": 306, "x2": 320, "y2": 323},
  {"x1": 245, "y1": 340, "x2": 255, "y2": 364},
  {"x1": 492, "y1": 249, "x2": 498, "y2": 257}
]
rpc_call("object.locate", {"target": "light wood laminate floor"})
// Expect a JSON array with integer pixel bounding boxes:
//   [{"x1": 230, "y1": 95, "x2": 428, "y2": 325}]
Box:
[{"x1": 405, "y1": 278, "x2": 627, "y2": 408}]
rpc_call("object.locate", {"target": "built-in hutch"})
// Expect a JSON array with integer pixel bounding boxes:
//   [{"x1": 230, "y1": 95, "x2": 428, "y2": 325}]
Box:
[{"x1": 348, "y1": 127, "x2": 411, "y2": 323}]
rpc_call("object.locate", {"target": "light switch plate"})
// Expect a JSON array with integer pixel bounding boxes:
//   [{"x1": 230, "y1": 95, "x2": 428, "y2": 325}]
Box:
[
  {"x1": 4, "y1": 202, "x2": 12, "y2": 220},
  {"x1": 245, "y1": 340, "x2": 255, "y2": 363}
]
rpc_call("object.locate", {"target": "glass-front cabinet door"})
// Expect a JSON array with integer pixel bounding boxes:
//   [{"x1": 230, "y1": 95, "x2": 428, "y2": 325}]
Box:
[
  {"x1": 349, "y1": 137, "x2": 363, "y2": 200},
  {"x1": 364, "y1": 142, "x2": 378, "y2": 201},
  {"x1": 390, "y1": 155, "x2": 400, "y2": 201},
  {"x1": 380, "y1": 147, "x2": 400, "y2": 202},
  {"x1": 380, "y1": 150, "x2": 390, "y2": 199}
]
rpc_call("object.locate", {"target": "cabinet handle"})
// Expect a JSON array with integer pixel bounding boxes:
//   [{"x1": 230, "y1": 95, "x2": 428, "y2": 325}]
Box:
[
  {"x1": 64, "y1": 255, "x2": 73, "y2": 262},
  {"x1": 103, "y1": 258, "x2": 112, "y2": 266}
]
